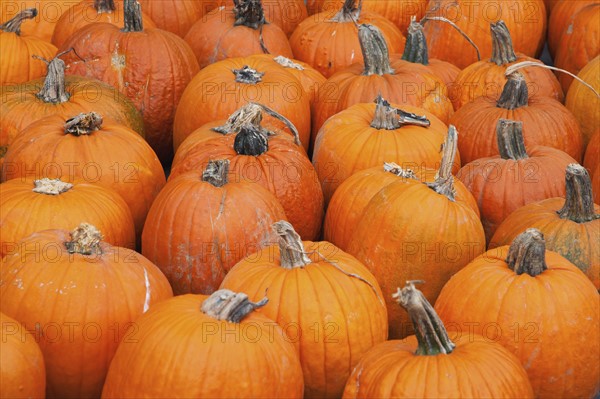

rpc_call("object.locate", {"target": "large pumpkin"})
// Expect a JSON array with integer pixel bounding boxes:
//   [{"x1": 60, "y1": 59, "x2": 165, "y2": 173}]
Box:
[
  {"x1": 142, "y1": 159, "x2": 288, "y2": 295},
  {"x1": 101, "y1": 289, "x2": 304, "y2": 398},
  {"x1": 565, "y1": 55, "x2": 600, "y2": 146},
  {"x1": 221, "y1": 221, "x2": 388, "y2": 399},
  {"x1": 435, "y1": 228, "x2": 600, "y2": 398},
  {"x1": 0, "y1": 0, "x2": 76, "y2": 42},
  {"x1": 343, "y1": 281, "x2": 535, "y2": 399},
  {"x1": 59, "y1": 0, "x2": 200, "y2": 164},
  {"x1": 0, "y1": 223, "x2": 174, "y2": 399},
  {"x1": 547, "y1": 0, "x2": 597, "y2": 58},
  {"x1": 137, "y1": 0, "x2": 207, "y2": 37},
  {"x1": 346, "y1": 128, "x2": 486, "y2": 339},
  {"x1": 0, "y1": 177, "x2": 135, "y2": 257}
]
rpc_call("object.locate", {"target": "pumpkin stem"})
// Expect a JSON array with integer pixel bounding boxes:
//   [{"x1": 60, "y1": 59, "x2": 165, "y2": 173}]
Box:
[
  {"x1": 496, "y1": 119, "x2": 529, "y2": 160},
  {"x1": 401, "y1": 17, "x2": 429, "y2": 65},
  {"x1": 425, "y1": 126, "x2": 458, "y2": 201},
  {"x1": 329, "y1": 0, "x2": 362, "y2": 22},
  {"x1": 34, "y1": 54, "x2": 71, "y2": 104},
  {"x1": 94, "y1": 0, "x2": 116, "y2": 13},
  {"x1": 64, "y1": 223, "x2": 103, "y2": 255},
  {"x1": 273, "y1": 220, "x2": 311, "y2": 268},
  {"x1": 496, "y1": 72, "x2": 528, "y2": 109},
  {"x1": 234, "y1": 124, "x2": 269, "y2": 156},
  {"x1": 370, "y1": 94, "x2": 431, "y2": 130},
  {"x1": 359, "y1": 24, "x2": 394, "y2": 76},
  {"x1": 0, "y1": 8, "x2": 37, "y2": 35},
  {"x1": 273, "y1": 55, "x2": 304, "y2": 70},
  {"x1": 506, "y1": 228, "x2": 547, "y2": 277},
  {"x1": 33, "y1": 178, "x2": 73, "y2": 195},
  {"x1": 64, "y1": 112, "x2": 103, "y2": 136},
  {"x1": 233, "y1": 66, "x2": 265, "y2": 84},
  {"x1": 393, "y1": 280, "x2": 456, "y2": 356},
  {"x1": 122, "y1": 0, "x2": 143, "y2": 32},
  {"x1": 383, "y1": 162, "x2": 418, "y2": 180},
  {"x1": 490, "y1": 20, "x2": 517, "y2": 65},
  {"x1": 202, "y1": 289, "x2": 269, "y2": 323},
  {"x1": 202, "y1": 159, "x2": 230, "y2": 188},
  {"x1": 557, "y1": 164, "x2": 600, "y2": 223},
  {"x1": 233, "y1": 0, "x2": 267, "y2": 29}
]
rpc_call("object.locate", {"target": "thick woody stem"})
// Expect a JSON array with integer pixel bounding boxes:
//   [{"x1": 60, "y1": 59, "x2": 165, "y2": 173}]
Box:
[
  {"x1": 359, "y1": 24, "x2": 394, "y2": 76},
  {"x1": 496, "y1": 119, "x2": 529, "y2": 160},
  {"x1": 233, "y1": 0, "x2": 267, "y2": 29},
  {"x1": 506, "y1": 228, "x2": 547, "y2": 277},
  {"x1": 202, "y1": 289, "x2": 269, "y2": 323},
  {"x1": 34, "y1": 55, "x2": 71, "y2": 104},
  {"x1": 94, "y1": 0, "x2": 116, "y2": 13},
  {"x1": 329, "y1": 0, "x2": 362, "y2": 22},
  {"x1": 122, "y1": 0, "x2": 143, "y2": 32},
  {"x1": 557, "y1": 164, "x2": 600, "y2": 223},
  {"x1": 370, "y1": 95, "x2": 430, "y2": 130},
  {"x1": 64, "y1": 112, "x2": 103, "y2": 136},
  {"x1": 272, "y1": 220, "x2": 311, "y2": 268},
  {"x1": 234, "y1": 124, "x2": 269, "y2": 156},
  {"x1": 202, "y1": 159, "x2": 230, "y2": 187},
  {"x1": 64, "y1": 223, "x2": 103, "y2": 255},
  {"x1": 426, "y1": 126, "x2": 458, "y2": 201},
  {"x1": 496, "y1": 72, "x2": 528, "y2": 109},
  {"x1": 402, "y1": 17, "x2": 429, "y2": 65},
  {"x1": 33, "y1": 178, "x2": 73, "y2": 195},
  {"x1": 0, "y1": 8, "x2": 37, "y2": 35},
  {"x1": 490, "y1": 20, "x2": 517, "y2": 65}
]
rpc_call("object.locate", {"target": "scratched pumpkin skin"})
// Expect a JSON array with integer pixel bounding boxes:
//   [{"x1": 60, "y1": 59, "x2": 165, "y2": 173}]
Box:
[{"x1": 0, "y1": 227, "x2": 173, "y2": 399}]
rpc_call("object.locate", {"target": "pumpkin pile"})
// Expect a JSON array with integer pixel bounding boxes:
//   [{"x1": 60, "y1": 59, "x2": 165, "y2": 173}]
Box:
[{"x1": 1, "y1": 0, "x2": 599, "y2": 398}]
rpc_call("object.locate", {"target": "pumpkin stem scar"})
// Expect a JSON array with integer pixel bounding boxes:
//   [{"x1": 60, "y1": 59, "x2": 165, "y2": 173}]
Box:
[
  {"x1": 506, "y1": 228, "x2": 548, "y2": 277},
  {"x1": 401, "y1": 17, "x2": 429, "y2": 65},
  {"x1": 202, "y1": 159, "x2": 230, "y2": 187},
  {"x1": 65, "y1": 112, "x2": 103, "y2": 135},
  {"x1": 490, "y1": 20, "x2": 517, "y2": 65},
  {"x1": 32, "y1": 178, "x2": 73, "y2": 195},
  {"x1": 0, "y1": 8, "x2": 37, "y2": 35},
  {"x1": 557, "y1": 164, "x2": 600, "y2": 223},
  {"x1": 273, "y1": 220, "x2": 311, "y2": 268},
  {"x1": 201, "y1": 289, "x2": 269, "y2": 323},
  {"x1": 64, "y1": 223, "x2": 104, "y2": 255},
  {"x1": 370, "y1": 94, "x2": 430, "y2": 130},
  {"x1": 233, "y1": 66, "x2": 264, "y2": 84},
  {"x1": 426, "y1": 125, "x2": 457, "y2": 201}
]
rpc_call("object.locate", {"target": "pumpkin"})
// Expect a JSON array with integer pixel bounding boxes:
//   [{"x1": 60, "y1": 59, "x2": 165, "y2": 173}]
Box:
[
  {"x1": 173, "y1": 56, "x2": 311, "y2": 151},
  {"x1": 311, "y1": 24, "x2": 453, "y2": 147},
  {"x1": 1, "y1": 112, "x2": 165, "y2": 242},
  {"x1": 547, "y1": 0, "x2": 597, "y2": 58},
  {"x1": 142, "y1": 159, "x2": 288, "y2": 295},
  {"x1": 422, "y1": 0, "x2": 547, "y2": 69},
  {"x1": 0, "y1": 54, "x2": 144, "y2": 159},
  {"x1": 0, "y1": 8, "x2": 57, "y2": 85},
  {"x1": 553, "y1": 3, "x2": 600, "y2": 94},
  {"x1": 289, "y1": 0, "x2": 406, "y2": 78},
  {"x1": 0, "y1": 177, "x2": 135, "y2": 258},
  {"x1": 435, "y1": 228, "x2": 600, "y2": 398},
  {"x1": 59, "y1": 0, "x2": 200, "y2": 164},
  {"x1": 137, "y1": 0, "x2": 207, "y2": 37},
  {"x1": 0, "y1": 312, "x2": 46, "y2": 399},
  {"x1": 101, "y1": 289, "x2": 304, "y2": 398},
  {"x1": 0, "y1": 0, "x2": 76, "y2": 42},
  {"x1": 0, "y1": 223, "x2": 174, "y2": 399},
  {"x1": 313, "y1": 95, "x2": 458, "y2": 205},
  {"x1": 51, "y1": 0, "x2": 156, "y2": 48},
  {"x1": 451, "y1": 72, "x2": 583, "y2": 164},
  {"x1": 457, "y1": 119, "x2": 578, "y2": 242},
  {"x1": 343, "y1": 281, "x2": 535, "y2": 399},
  {"x1": 565, "y1": 55, "x2": 600, "y2": 146},
  {"x1": 584, "y1": 129, "x2": 600, "y2": 176},
  {"x1": 490, "y1": 164, "x2": 600, "y2": 289},
  {"x1": 221, "y1": 221, "x2": 388, "y2": 399},
  {"x1": 450, "y1": 20, "x2": 562, "y2": 110},
  {"x1": 171, "y1": 113, "x2": 323, "y2": 240},
  {"x1": 594, "y1": 165, "x2": 600, "y2": 205},
  {"x1": 184, "y1": 0, "x2": 293, "y2": 69},
  {"x1": 346, "y1": 128, "x2": 486, "y2": 338}
]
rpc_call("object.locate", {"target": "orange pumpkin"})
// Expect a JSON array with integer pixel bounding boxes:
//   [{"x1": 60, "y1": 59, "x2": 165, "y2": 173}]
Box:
[
  {"x1": 137, "y1": 0, "x2": 207, "y2": 37},
  {"x1": 584, "y1": 129, "x2": 600, "y2": 176},
  {"x1": 289, "y1": 0, "x2": 406, "y2": 78},
  {"x1": 221, "y1": 221, "x2": 388, "y2": 399},
  {"x1": 343, "y1": 281, "x2": 535, "y2": 399},
  {"x1": 0, "y1": 8, "x2": 57, "y2": 85},
  {"x1": 435, "y1": 228, "x2": 600, "y2": 398},
  {"x1": 547, "y1": 0, "x2": 597, "y2": 58},
  {"x1": 565, "y1": 55, "x2": 600, "y2": 146},
  {"x1": 0, "y1": 223, "x2": 174, "y2": 399},
  {"x1": 0, "y1": 0, "x2": 76, "y2": 42},
  {"x1": 0, "y1": 177, "x2": 135, "y2": 257}
]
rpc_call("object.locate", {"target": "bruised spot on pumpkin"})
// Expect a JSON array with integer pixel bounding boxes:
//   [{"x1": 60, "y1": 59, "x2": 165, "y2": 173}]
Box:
[{"x1": 111, "y1": 43, "x2": 126, "y2": 89}]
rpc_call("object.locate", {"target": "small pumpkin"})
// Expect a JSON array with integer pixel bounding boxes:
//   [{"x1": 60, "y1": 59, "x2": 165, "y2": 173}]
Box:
[
  {"x1": 435, "y1": 228, "x2": 600, "y2": 398},
  {"x1": 101, "y1": 289, "x2": 304, "y2": 398},
  {"x1": 0, "y1": 0, "x2": 75, "y2": 42},
  {"x1": 137, "y1": 0, "x2": 207, "y2": 37},
  {"x1": 565, "y1": 55, "x2": 600, "y2": 146},
  {"x1": 0, "y1": 223, "x2": 174, "y2": 399}
]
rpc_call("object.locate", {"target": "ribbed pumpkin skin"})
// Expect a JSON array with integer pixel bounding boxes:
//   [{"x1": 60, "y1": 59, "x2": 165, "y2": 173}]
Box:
[
  {"x1": 566, "y1": 55, "x2": 600, "y2": 146},
  {"x1": 0, "y1": 178, "x2": 136, "y2": 258},
  {"x1": 59, "y1": 22, "x2": 200, "y2": 163},
  {"x1": 594, "y1": 166, "x2": 600, "y2": 204},
  {"x1": 450, "y1": 95, "x2": 584, "y2": 164},
  {"x1": 584, "y1": 130, "x2": 600, "y2": 176},
  {"x1": 1, "y1": 115, "x2": 166, "y2": 241},
  {"x1": 423, "y1": 58, "x2": 461, "y2": 89},
  {"x1": 435, "y1": 248, "x2": 600, "y2": 398},
  {"x1": 423, "y1": 0, "x2": 547, "y2": 69},
  {"x1": 184, "y1": 7, "x2": 293, "y2": 69},
  {"x1": 0, "y1": 312, "x2": 46, "y2": 399},
  {"x1": 289, "y1": 10, "x2": 406, "y2": 78},
  {"x1": 141, "y1": 170, "x2": 287, "y2": 295},
  {"x1": 101, "y1": 294, "x2": 304, "y2": 398},
  {"x1": 0, "y1": 229, "x2": 174, "y2": 399},
  {"x1": 547, "y1": 0, "x2": 597, "y2": 57},
  {"x1": 346, "y1": 181, "x2": 485, "y2": 339},
  {"x1": 312, "y1": 102, "x2": 458, "y2": 204},
  {"x1": 0, "y1": 75, "x2": 144, "y2": 156},
  {"x1": 457, "y1": 147, "x2": 577, "y2": 242},
  {"x1": 137, "y1": 0, "x2": 207, "y2": 37},
  {"x1": 220, "y1": 241, "x2": 388, "y2": 399},
  {"x1": 0, "y1": 29, "x2": 57, "y2": 85},
  {"x1": 342, "y1": 334, "x2": 535, "y2": 398},
  {"x1": 170, "y1": 132, "x2": 323, "y2": 240},
  {"x1": 0, "y1": 0, "x2": 75, "y2": 41},
  {"x1": 173, "y1": 56, "x2": 311, "y2": 151}
]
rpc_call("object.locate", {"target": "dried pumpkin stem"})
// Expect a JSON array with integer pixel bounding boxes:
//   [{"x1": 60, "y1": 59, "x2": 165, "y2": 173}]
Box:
[
  {"x1": 202, "y1": 159, "x2": 230, "y2": 187},
  {"x1": 329, "y1": 0, "x2": 362, "y2": 22},
  {"x1": 371, "y1": 95, "x2": 430, "y2": 130},
  {"x1": 202, "y1": 289, "x2": 269, "y2": 323},
  {"x1": 34, "y1": 55, "x2": 71, "y2": 104},
  {"x1": 490, "y1": 20, "x2": 517, "y2": 65},
  {"x1": 506, "y1": 228, "x2": 547, "y2": 277},
  {"x1": 233, "y1": 0, "x2": 267, "y2": 29},
  {"x1": 122, "y1": 0, "x2": 143, "y2": 32},
  {"x1": 64, "y1": 223, "x2": 104, "y2": 255},
  {"x1": 401, "y1": 17, "x2": 429, "y2": 65},
  {"x1": 496, "y1": 119, "x2": 528, "y2": 160},
  {"x1": 94, "y1": 0, "x2": 116, "y2": 13},
  {"x1": 233, "y1": 66, "x2": 264, "y2": 84},
  {"x1": 359, "y1": 24, "x2": 394, "y2": 76},
  {"x1": 0, "y1": 8, "x2": 37, "y2": 35},
  {"x1": 426, "y1": 126, "x2": 457, "y2": 201},
  {"x1": 65, "y1": 112, "x2": 103, "y2": 135},
  {"x1": 273, "y1": 220, "x2": 311, "y2": 268},
  {"x1": 273, "y1": 56, "x2": 304, "y2": 70},
  {"x1": 496, "y1": 72, "x2": 528, "y2": 109},
  {"x1": 383, "y1": 162, "x2": 418, "y2": 180},
  {"x1": 33, "y1": 178, "x2": 73, "y2": 195},
  {"x1": 557, "y1": 164, "x2": 600, "y2": 223},
  {"x1": 393, "y1": 280, "x2": 456, "y2": 356},
  {"x1": 234, "y1": 124, "x2": 269, "y2": 156}
]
